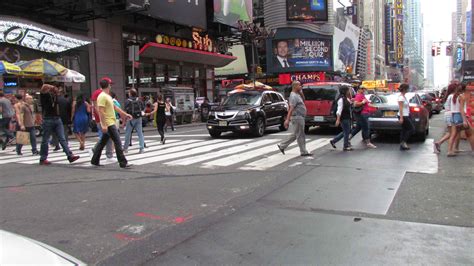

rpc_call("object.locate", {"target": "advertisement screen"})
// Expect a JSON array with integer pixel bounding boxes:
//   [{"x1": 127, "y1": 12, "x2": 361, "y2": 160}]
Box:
[
  {"x1": 286, "y1": 0, "x2": 329, "y2": 22},
  {"x1": 127, "y1": 0, "x2": 207, "y2": 29},
  {"x1": 214, "y1": 0, "x2": 253, "y2": 27},
  {"x1": 215, "y1": 45, "x2": 248, "y2": 76},
  {"x1": 269, "y1": 38, "x2": 332, "y2": 73},
  {"x1": 333, "y1": 9, "x2": 360, "y2": 73}
]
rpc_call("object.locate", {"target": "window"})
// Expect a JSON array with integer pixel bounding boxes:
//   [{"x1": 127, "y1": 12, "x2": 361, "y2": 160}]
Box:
[{"x1": 270, "y1": 93, "x2": 281, "y2": 103}]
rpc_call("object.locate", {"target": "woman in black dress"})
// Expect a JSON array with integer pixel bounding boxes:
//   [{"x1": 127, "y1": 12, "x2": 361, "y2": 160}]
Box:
[{"x1": 148, "y1": 94, "x2": 167, "y2": 144}]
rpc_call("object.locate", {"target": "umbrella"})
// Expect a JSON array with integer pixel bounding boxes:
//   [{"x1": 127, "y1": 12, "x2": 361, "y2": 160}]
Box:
[
  {"x1": 0, "y1": 61, "x2": 22, "y2": 75},
  {"x1": 51, "y1": 69, "x2": 86, "y2": 83},
  {"x1": 16, "y1": 58, "x2": 67, "y2": 76}
]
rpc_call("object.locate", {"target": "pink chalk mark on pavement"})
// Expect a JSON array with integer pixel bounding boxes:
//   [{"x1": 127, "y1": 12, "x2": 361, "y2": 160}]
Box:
[
  {"x1": 7, "y1": 187, "x2": 24, "y2": 193},
  {"x1": 114, "y1": 233, "x2": 142, "y2": 241},
  {"x1": 135, "y1": 212, "x2": 193, "y2": 224}
]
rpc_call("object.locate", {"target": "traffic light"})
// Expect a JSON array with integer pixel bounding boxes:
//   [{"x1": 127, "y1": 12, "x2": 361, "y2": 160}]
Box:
[
  {"x1": 436, "y1": 46, "x2": 441, "y2": 56},
  {"x1": 431, "y1": 46, "x2": 436, "y2": 56}
]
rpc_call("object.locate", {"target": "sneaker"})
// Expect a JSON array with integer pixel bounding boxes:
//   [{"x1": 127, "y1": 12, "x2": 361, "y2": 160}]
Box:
[
  {"x1": 301, "y1": 153, "x2": 313, "y2": 157},
  {"x1": 277, "y1": 144, "x2": 285, "y2": 155},
  {"x1": 91, "y1": 161, "x2": 103, "y2": 167},
  {"x1": 400, "y1": 145, "x2": 410, "y2": 151},
  {"x1": 343, "y1": 147, "x2": 353, "y2": 151},
  {"x1": 17, "y1": 152, "x2": 23, "y2": 156},
  {"x1": 120, "y1": 163, "x2": 133, "y2": 169},
  {"x1": 106, "y1": 157, "x2": 117, "y2": 163},
  {"x1": 162, "y1": 138, "x2": 166, "y2": 145},
  {"x1": 433, "y1": 142, "x2": 441, "y2": 154},
  {"x1": 53, "y1": 146, "x2": 61, "y2": 151},
  {"x1": 366, "y1": 143, "x2": 377, "y2": 149},
  {"x1": 138, "y1": 149, "x2": 145, "y2": 154},
  {"x1": 1, "y1": 141, "x2": 7, "y2": 150},
  {"x1": 329, "y1": 140, "x2": 336, "y2": 149},
  {"x1": 68, "y1": 155, "x2": 80, "y2": 163},
  {"x1": 39, "y1": 160, "x2": 51, "y2": 165},
  {"x1": 88, "y1": 149, "x2": 94, "y2": 158},
  {"x1": 32, "y1": 151, "x2": 39, "y2": 156}
]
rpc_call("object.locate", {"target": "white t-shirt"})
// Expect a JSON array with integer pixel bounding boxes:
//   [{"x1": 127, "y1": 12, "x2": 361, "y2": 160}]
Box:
[
  {"x1": 449, "y1": 94, "x2": 461, "y2": 113},
  {"x1": 397, "y1": 94, "x2": 410, "y2": 117},
  {"x1": 444, "y1": 94, "x2": 453, "y2": 117}
]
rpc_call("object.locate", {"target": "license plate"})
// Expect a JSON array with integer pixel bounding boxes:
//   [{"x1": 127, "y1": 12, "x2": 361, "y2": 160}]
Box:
[
  {"x1": 218, "y1": 121, "x2": 227, "y2": 127},
  {"x1": 313, "y1": 116, "x2": 325, "y2": 122},
  {"x1": 384, "y1": 111, "x2": 397, "y2": 117}
]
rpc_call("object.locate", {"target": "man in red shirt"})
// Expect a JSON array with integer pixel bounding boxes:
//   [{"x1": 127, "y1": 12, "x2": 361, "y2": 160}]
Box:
[{"x1": 91, "y1": 77, "x2": 114, "y2": 160}]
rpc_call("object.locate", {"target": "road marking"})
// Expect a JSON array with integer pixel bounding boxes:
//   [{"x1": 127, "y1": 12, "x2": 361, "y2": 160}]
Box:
[
  {"x1": 165, "y1": 139, "x2": 280, "y2": 166},
  {"x1": 239, "y1": 138, "x2": 330, "y2": 171},
  {"x1": 132, "y1": 139, "x2": 251, "y2": 165}
]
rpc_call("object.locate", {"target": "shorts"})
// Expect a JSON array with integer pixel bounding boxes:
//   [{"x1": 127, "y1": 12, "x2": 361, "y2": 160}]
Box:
[
  {"x1": 452, "y1": 113, "x2": 463, "y2": 125},
  {"x1": 444, "y1": 114, "x2": 453, "y2": 126}
]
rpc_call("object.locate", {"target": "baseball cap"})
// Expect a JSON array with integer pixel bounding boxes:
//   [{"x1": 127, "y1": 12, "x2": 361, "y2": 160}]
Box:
[{"x1": 100, "y1": 77, "x2": 114, "y2": 84}]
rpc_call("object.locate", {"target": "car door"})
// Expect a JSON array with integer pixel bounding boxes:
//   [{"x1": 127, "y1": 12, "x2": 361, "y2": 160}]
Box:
[{"x1": 261, "y1": 93, "x2": 275, "y2": 125}]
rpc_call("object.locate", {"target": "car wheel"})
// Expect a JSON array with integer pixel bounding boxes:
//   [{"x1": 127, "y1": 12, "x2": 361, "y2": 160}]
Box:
[
  {"x1": 253, "y1": 117, "x2": 265, "y2": 137},
  {"x1": 209, "y1": 130, "x2": 221, "y2": 138}
]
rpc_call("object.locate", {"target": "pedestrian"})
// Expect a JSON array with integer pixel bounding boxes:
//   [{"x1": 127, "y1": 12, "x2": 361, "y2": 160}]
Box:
[
  {"x1": 329, "y1": 86, "x2": 354, "y2": 151},
  {"x1": 165, "y1": 97, "x2": 175, "y2": 131},
  {"x1": 277, "y1": 81, "x2": 312, "y2": 156},
  {"x1": 14, "y1": 94, "x2": 38, "y2": 155},
  {"x1": 90, "y1": 77, "x2": 114, "y2": 162},
  {"x1": 51, "y1": 87, "x2": 72, "y2": 151},
  {"x1": 71, "y1": 93, "x2": 91, "y2": 150},
  {"x1": 349, "y1": 86, "x2": 377, "y2": 149},
  {"x1": 110, "y1": 91, "x2": 122, "y2": 131},
  {"x1": 148, "y1": 94, "x2": 167, "y2": 144},
  {"x1": 0, "y1": 91, "x2": 15, "y2": 150},
  {"x1": 433, "y1": 83, "x2": 457, "y2": 153},
  {"x1": 38, "y1": 84, "x2": 79, "y2": 165},
  {"x1": 123, "y1": 89, "x2": 146, "y2": 154},
  {"x1": 90, "y1": 79, "x2": 133, "y2": 168},
  {"x1": 447, "y1": 84, "x2": 473, "y2": 156},
  {"x1": 398, "y1": 83, "x2": 415, "y2": 151}
]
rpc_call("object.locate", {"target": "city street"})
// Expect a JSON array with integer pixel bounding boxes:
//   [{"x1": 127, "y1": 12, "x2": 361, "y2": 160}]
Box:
[{"x1": 0, "y1": 114, "x2": 472, "y2": 265}]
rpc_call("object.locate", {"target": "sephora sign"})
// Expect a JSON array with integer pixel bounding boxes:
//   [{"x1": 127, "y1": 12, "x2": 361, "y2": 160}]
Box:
[{"x1": 0, "y1": 16, "x2": 92, "y2": 53}]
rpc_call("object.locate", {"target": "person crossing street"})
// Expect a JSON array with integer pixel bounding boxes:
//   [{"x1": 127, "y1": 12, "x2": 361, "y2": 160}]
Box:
[{"x1": 123, "y1": 89, "x2": 146, "y2": 154}]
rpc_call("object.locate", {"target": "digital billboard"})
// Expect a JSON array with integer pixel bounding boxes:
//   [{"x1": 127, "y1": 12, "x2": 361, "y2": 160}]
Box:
[
  {"x1": 215, "y1": 45, "x2": 248, "y2": 76},
  {"x1": 268, "y1": 38, "x2": 332, "y2": 73},
  {"x1": 213, "y1": 0, "x2": 253, "y2": 27},
  {"x1": 127, "y1": 0, "x2": 207, "y2": 29},
  {"x1": 286, "y1": 0, "x2": 329, "y2": 22},
  {"x1": 333, "y1": 9, "x2": 360, "y2": 73}
]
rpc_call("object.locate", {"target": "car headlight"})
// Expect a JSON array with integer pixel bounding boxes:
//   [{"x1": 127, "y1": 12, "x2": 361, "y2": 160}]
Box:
[{"x1": 237, "y1": 110, "x2": 251, "y2": 119}]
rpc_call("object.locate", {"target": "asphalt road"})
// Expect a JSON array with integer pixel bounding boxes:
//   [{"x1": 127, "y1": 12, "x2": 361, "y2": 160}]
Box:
[{"x1": 0, "y1": 114, "x2": 472, "y2": 265}]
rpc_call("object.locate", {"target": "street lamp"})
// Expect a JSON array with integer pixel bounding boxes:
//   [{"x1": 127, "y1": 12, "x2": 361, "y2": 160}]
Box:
[{"x1": 236, "y1": 20, "x2": 276, "y2": 86}]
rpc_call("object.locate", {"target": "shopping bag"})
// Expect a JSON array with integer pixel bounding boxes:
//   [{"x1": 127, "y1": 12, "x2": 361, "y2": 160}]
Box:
[{"x1": 16, "y1": 131, "x2": 30, "y2": 145}]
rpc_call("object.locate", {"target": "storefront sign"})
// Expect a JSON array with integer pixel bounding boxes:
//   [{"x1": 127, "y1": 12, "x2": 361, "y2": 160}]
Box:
[
  {"x1": 362, "y1": 80, "x2": 387, "y2": 89},
  {"x1": 192, "y1": 31, "x2": 213, "y2": 52},
  {"x1": 155, "y1": 31, "x2": 215, "y2": 53},
  {"x1": 0, "y1": 17, "x2": 92, "y2": 53},
  {"x1": 279, "y1": 72, "x2": 326, "y2": 85},
  {"x1": 394, "y1": 0, "x2": 404, "y2": 65}
]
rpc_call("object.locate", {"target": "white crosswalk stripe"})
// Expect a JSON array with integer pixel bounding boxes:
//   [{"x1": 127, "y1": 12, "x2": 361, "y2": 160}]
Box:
[{"x1": 0, "y1": 134, "x2": 332, "y2": 170}]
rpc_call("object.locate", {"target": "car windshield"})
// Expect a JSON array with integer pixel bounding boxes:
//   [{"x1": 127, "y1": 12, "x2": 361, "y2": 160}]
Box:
[
  {"x1": 303, "y1": 86, "x2": 338, "y2": 101},
  {"x1": 223, "y1": 92, "x2": 261, "y2": 106}
]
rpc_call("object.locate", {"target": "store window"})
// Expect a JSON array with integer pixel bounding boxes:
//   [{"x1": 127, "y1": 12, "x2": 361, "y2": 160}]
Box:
[
  {"x1": 155, "y1": 64, "x2": 166, "y2": 87},
  {"x1": 181, "y1": 66, "x2": 194, "y2": 86},
  {"x1": 139, "y1": 62, "x2": 154, "y2": 88},
  {"x1": 168, "y1": 64, "x2": 180, "y2": 86}
]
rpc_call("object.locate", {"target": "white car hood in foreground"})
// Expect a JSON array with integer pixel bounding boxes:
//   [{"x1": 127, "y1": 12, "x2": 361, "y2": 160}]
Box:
[{"x1": 0, "y1": 230, "x2": 86, "y2": 265}]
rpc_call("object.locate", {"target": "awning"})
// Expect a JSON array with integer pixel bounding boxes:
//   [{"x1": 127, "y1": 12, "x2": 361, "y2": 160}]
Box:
[{"x1": 139, "y1": 43, "x2": 237, "y2": 68}]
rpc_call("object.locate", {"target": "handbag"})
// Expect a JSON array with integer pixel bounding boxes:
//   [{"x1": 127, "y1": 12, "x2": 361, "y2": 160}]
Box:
[{"x1": 16, "y1": 131, "x2": 30, "y2": 145}]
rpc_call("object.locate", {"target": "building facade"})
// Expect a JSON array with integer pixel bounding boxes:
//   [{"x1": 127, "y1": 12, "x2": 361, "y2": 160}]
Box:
[{"x1": 403, "y1": 0, "x2": 424, "y2": 88}]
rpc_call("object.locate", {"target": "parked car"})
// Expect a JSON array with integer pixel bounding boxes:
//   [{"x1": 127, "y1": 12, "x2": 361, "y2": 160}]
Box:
[
  {"x1": 419, "y1": 90, "x2": 443, "y2": 114},
  {"x1": 207, "y1": 90, "x2": 288, "y2": 138},
  {"x1": 418, "y1": 93, "x2": 434, "y2": 117},
  {"x1": 302, "y1": 82, "x2": 356, "y2": 132},
  {"x1": 368, "y1": 92, "x2": 430, "y2": 141}
]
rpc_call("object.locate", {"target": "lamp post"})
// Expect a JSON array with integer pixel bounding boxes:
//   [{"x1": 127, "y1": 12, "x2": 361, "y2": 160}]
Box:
[{"x1": 237, "y1": 20, "x2": 275, "y2": 87}]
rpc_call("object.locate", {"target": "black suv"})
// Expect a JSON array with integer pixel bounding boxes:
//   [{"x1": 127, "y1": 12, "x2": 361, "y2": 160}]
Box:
[{"x1": 207, "y1": 90, "x2": 288, "y2": 138}]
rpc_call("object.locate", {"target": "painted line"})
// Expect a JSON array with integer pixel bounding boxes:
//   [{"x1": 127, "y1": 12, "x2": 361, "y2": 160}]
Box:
[
  {"x1": 165, "y1": 139, "x2": 279, "y2": 166},
  {"x1": 132, "y1": 139, "x2": 250, "y2": 165},
  {"x1": 146, "y1": 134, "x2": 211, "y2": 138},
  {"x1": 240, "y1": 138, "x2": 330, "y2": 171}
]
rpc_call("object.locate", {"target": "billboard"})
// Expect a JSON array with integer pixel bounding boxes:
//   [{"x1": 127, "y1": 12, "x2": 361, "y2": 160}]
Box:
[
  {"x1": 213, "y1": 0, "x2": 253, "y2": 27},
  {"x1": 215, "y1": 45, "x2": 248, "y2": 76},
  {"x1": 467, "y1": 11, "x2": 472, "y2": 43},
  {"x1": 286, "y1": 0, "x2": 329, "y2": 22},
  {"x1": 333, "y1": 9, "x2": 360, "y2": 73},
  {"x1": 267, "y1": 38, "x2": 332, "y2": 73},
  {"x1": 394, "y1": 0, "x2": 404, "y2": 65},
  {"x1": 127, "y1": 0, "x2": 207, "y2": 29}
]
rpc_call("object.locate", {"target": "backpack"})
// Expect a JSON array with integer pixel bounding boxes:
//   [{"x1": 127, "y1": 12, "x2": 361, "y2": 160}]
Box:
[{"x1": 126, "y1": 98, "x2": 143, "y2": 119}]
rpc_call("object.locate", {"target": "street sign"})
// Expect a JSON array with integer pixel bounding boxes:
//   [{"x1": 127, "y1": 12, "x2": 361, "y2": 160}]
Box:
[
  {"x1": 344, "y1": 6, "x2": 356, "y2": 16},
  {"x1": 128, "y1": 45, "x2": 139, "y2": 62}
]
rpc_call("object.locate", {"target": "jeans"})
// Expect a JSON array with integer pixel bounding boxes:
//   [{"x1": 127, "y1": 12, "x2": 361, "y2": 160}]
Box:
[
  {"x1": 91, "y1": 125, "x2": 127, "y2": 167},
  {"x1": 400, "y1": 116, "x2": 415, "y2": 143},
  {"x1": 351, "y1": 114, "x2": 371, "y2": 140},
  {"x1": 16, "y1": 127, "x2": 37, "y2": 154},
  {"x1": 0, "y1": 117, "x2": 14, "y2": 143},
  {"x1": 279, "y1": 116, "x2": 309, "y2": 155},
  {"x1": 97, "y1": 122, "x2": 113, "y2": 158},
  {"x1": 332, "y1": 119, "x2": 352, "y2": 148},
  {"x1": 51, "y1": 123, "x2": 69, "y2": 148},
  {"x1": 40, "y1": 117, "x2": 72, "y2": 161},
  {"x1": 124, "y1": 118, "x2": 144, "y2": 150}
]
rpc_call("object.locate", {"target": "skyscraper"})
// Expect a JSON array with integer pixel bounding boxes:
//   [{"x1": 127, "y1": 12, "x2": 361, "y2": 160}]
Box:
[
  {"x1": 403, "y1": 0, "x2": 424, "y2": 88},
  {"x1": 425, "y1": 40, "x2": 435, "y2": 88}
]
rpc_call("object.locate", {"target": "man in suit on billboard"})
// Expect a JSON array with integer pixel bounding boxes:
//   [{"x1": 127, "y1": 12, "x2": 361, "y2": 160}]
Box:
[{"x1": 273, "y1": 40, "x2": 294, "y2": 70}]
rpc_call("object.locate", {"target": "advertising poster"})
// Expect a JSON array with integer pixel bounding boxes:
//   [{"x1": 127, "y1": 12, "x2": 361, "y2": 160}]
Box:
[
  {"x1": 215, "y1": 45, "x2": 248, "y2": 76},
  {"x1": 333, "y1": 9, "x2": 360, "y2": 72},
  {"x1": 269, "y1": 38, "x2": 332, "y2": 73},
  {"x1": 286, "y1": 0, "x2": 328, "y2": 22},
  {"x1": 213, "y1": 0, "x2": 253, "y2": 27}
]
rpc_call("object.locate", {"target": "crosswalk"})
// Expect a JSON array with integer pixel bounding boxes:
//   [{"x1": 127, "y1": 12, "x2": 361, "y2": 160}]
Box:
[{"x1": 0, "y1": 135, "x2": 331, "y2": 171}]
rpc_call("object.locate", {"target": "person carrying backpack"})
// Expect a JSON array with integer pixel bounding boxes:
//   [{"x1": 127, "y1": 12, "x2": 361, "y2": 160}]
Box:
[{"x1": 123, "y1": 89, "x2": 145, "y2": 154}]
